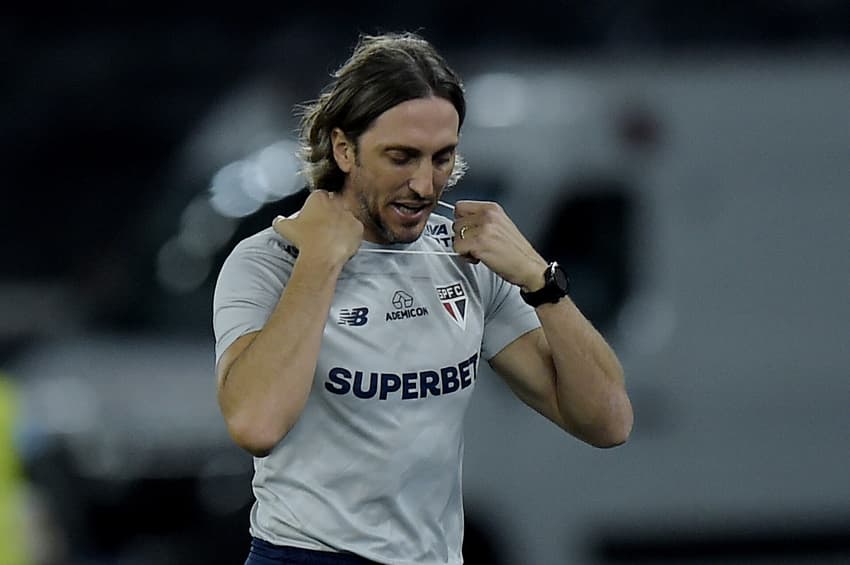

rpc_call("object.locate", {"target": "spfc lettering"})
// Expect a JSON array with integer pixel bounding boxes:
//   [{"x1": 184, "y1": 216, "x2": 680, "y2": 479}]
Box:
[{"x1": 436, "y1": 281, "x2": 467, "y2": 330}]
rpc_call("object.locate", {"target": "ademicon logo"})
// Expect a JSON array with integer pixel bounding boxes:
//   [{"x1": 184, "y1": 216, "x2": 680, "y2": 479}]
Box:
[{"x1": 386, "y1": 290, "x2": 429, "y2": 322}]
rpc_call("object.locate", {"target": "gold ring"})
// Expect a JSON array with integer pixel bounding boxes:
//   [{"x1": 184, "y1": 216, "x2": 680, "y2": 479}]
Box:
[{"x1": 460, "y1": 225, "x2": 468, "y2": 240}]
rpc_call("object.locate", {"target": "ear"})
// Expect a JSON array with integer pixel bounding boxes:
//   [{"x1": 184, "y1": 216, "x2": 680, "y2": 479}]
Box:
[{"x1": 331, "y1": 128, "x2": 355, "y2": 173}]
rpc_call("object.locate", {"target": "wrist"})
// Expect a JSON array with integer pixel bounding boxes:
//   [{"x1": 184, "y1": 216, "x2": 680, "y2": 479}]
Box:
[
  {"x1": 300, "y1": 239, "x2": 358, "y2": 266},
  {"x1": 520, "y1": 261, "x2": 570, "y2": 307},
  {"x1": 295, "y1": 249, "x2": 347, "y2": 276},
  {"x1": 520, "y1": 258, "x2": 549, "y2": 293}
]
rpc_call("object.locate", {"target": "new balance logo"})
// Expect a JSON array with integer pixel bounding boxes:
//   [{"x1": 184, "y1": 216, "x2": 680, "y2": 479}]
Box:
[{"x1": 338, "y1": 307, "x2": 369, "y2": 326}]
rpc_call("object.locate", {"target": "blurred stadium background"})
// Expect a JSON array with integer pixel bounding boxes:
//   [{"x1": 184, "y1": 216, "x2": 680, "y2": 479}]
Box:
[{"x1": 2, "y1": 3, "x2": 849, "y2": 563}]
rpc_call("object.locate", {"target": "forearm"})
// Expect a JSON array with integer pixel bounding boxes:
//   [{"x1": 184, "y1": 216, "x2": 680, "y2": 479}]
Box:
[
  {"x1": 536, "y1": 297, "x2": 632, "y2": 447},
  {"x1": 219, "y1": 253, "x2": 344, "y2": 454}
]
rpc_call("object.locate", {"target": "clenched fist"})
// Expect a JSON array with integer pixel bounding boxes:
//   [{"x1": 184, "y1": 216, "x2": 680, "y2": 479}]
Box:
[
  {"x1": 452, "y1": 201, "x2": 548, "y2": 292},
  {"x1": 273, "y1": 190, "x2": 364, "y2": 266}
]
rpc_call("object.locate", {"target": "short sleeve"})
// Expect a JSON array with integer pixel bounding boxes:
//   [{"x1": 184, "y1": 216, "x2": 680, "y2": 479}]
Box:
[
  {"x1": 212, "y1": 229, "x2": 296, "y2": 365},
  {"x1": 479, "y1": 269, "x2": 541, "y2": 360}
]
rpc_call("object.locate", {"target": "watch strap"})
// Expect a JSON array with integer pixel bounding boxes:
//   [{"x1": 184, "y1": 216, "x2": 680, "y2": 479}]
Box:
[{"x1": 520, "y1": 262, "x2": 569, "y2": 307}]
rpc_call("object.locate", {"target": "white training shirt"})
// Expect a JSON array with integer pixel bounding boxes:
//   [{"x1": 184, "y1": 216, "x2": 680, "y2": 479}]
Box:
[{"x1": 213, "y1": 213, "x2": 540, "y2": 565}]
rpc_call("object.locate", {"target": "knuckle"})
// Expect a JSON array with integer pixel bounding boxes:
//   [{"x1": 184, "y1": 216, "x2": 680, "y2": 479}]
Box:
[{"x1": 483, "y1": 202, "x2": 503, "y2": 216}]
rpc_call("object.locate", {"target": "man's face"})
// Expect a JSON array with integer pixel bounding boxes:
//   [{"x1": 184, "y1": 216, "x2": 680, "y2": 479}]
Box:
[{"x1": 337, "y1": 96, "x2": 459, "y2": 244}]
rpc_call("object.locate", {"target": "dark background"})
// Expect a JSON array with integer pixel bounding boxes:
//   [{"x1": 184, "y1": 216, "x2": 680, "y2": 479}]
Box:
[
  {"x1": 4, "y1": 1, "x2": 849, "y2": 335},
  {"x1": 2, "y1": 3, "x2": 849, "y2": 564}
]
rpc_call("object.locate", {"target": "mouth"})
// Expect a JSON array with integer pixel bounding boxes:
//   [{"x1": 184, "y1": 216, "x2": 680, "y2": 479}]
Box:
[{"x1": 389, "y1": 201, "x2": 433, "y2": 223}]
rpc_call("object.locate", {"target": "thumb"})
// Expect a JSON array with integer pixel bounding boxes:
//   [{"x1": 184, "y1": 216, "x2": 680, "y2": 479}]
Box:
[{"x1": 272, "y1": 215, "x2": 295, "y2": 239}]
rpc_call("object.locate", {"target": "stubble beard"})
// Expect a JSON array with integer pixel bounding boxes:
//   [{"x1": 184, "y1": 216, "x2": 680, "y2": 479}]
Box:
[
  {"x1": 348, "y1": 166, "x2": 434, "y2": 245},
  {"x1": 356, "y1": 190, "x2": 416, "y2": 245}
]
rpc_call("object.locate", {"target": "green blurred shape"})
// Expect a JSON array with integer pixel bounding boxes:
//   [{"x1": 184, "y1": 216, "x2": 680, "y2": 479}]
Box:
[{"x1": 0, "y1": 373, "x2": 30, "y2": 565}]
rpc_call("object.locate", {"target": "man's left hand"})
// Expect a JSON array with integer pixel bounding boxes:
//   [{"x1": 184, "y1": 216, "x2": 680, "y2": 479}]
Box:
[{"x1": 452, "y1": 201, "x2": 548, "y2": 292}]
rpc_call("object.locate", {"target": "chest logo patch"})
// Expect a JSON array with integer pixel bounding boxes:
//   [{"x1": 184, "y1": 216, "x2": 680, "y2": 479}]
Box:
[
  {"x1": 436, "y1": 281, "x2": 467, "y2": 330},
  {"x1": 338, "y1": 307, "x2": 369, "y2": 326},
  {"x1": 386, "y1": 290, "x2": 429, "y2": 322}
]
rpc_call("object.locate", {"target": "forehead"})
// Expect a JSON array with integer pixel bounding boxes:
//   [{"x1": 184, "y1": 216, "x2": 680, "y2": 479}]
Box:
[{"x1": 360, "y1": 96, "x2": 459, "y2": 151}]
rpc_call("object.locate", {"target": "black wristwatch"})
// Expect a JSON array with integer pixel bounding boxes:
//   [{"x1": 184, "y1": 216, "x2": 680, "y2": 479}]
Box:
[{"x1": 520, "y1": 261, "x2": 569, "y2": 307}]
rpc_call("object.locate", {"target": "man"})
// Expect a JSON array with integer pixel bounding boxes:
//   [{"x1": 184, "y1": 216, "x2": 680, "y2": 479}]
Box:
[{"x1": 213, "y1": 32, "x2": 632, "y2": 565}]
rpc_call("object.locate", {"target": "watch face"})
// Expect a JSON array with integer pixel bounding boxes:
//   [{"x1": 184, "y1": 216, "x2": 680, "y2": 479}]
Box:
[{"x1": 552, "y1": 263, "x2": 569, "y2": 292}]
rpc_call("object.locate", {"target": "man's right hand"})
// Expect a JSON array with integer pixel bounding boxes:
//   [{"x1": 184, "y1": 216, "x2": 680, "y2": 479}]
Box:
[{"x1": 272, "y1": 190, "x2": 363, "y2": 265}]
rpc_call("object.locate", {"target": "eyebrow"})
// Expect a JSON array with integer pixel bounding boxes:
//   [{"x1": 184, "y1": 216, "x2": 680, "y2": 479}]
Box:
[{"x1": 382, "y1": 143, "x2": 457, "y2": 157}]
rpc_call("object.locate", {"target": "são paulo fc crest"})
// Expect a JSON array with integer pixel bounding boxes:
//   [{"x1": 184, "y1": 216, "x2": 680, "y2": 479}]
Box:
[{"x1": 436, "y1": 281, "x2": 467, "y2": 330}]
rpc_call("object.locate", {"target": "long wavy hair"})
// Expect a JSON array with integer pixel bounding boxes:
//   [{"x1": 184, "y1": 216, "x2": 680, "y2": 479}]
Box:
[{"x1": 296, "y1": 32, "x2": 467, "y2": 192}]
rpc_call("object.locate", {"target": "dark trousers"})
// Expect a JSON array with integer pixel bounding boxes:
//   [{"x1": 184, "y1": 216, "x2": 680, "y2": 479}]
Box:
[{"x1": 245, "y1": 538, "x2": 381, "y2": 565}]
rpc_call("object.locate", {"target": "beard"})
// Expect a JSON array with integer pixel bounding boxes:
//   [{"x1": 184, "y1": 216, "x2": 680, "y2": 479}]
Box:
[
  {"x1": 352, "y1": 180, "x2": 436, "y2": 245},
  {"x1": 356, "y1": 189, "x2": 419, "y2": 244}
]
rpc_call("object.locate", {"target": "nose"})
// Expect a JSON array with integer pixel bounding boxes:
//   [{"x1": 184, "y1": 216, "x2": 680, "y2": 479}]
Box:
[{"x1": 407, "y1": 161, "x2": 435, "y2": 199}]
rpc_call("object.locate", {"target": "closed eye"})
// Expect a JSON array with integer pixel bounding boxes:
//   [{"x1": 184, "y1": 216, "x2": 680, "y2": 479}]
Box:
[
  {"x1": 434, "y1": 153, "x2": 453, "y2": 166},
  {"x1": 384, "y1": 145, "x2": 456, "y2": 167},
  {"x1": 388, "y1": 150, "x2": 415, "y2": 166}
]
